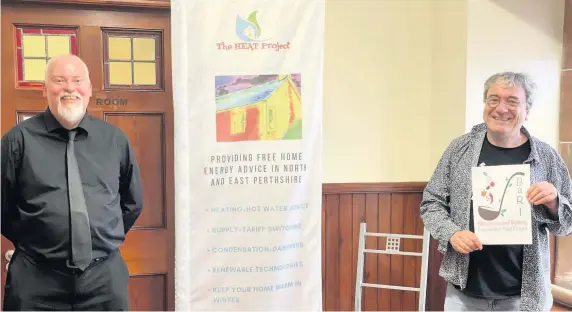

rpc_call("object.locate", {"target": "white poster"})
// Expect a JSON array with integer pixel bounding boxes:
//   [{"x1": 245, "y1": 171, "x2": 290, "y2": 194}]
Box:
[
  {"x1": 172, "y1": 0, "x2": 325, "y2": 311},
  {"x1": 471, "y1": 164, "x2": 532, "y2": 245}
]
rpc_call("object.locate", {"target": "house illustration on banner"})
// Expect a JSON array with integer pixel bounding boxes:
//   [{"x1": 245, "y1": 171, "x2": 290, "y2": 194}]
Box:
[{"x1": 215, "y1": 74, "x2": 302, "y2": 142}]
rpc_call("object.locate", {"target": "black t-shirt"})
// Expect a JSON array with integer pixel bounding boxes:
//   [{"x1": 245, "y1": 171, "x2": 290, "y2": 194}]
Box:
[{"x1": 458, "y1": 134, "x2": 531, "y2": 299}]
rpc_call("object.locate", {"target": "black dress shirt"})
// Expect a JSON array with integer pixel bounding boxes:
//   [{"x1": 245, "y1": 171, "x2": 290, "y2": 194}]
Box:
[{"x1": 1, "y1": 108, "x2": 143, "y2": 262}]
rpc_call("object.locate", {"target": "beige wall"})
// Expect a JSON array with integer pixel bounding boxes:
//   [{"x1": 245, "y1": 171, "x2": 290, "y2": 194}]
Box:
[
  {"x1": 323, "y1": 0, "x2": 565, "y2": 183},
  {"x1": 430, "y1": 0, "x2": 468, "y2": 168},
  {"x1": 323, "y1": 0, "x2": 433, "y2": 183}
]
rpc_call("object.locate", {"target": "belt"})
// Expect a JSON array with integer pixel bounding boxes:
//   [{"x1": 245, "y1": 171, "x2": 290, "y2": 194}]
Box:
[
  {"x1": 66, "y1": 256, "x2": 107, "y2": 270},
  {"x1": 15, "y1": 247, "x2": 111, "y2": 275},
  {"x1": 53, "y1": 256, "x2": 109, "y2": 275}
]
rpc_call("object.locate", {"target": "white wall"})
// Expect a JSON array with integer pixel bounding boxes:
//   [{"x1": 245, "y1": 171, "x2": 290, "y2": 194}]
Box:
[
  {"x1": 323, "y1": 0, "x2": 565, "y2": 183},
  {"x1": 464, "y1": 0, "x2": 564, "y2": 147}
]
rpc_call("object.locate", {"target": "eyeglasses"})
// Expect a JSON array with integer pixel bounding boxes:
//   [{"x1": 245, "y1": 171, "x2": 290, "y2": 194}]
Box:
[{"x1": 485, "y1": 97, "x2": 521, "y2": 109}]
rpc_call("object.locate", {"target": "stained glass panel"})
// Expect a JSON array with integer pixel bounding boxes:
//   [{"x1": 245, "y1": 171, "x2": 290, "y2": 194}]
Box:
[
  {"x1": 134, "y1": 62, "x2": 156, "y2": 85},
  {"x1": 109, "y1": 62, "x2": 133, "y2": 85},
  {"x1": 23, "y1": 59, "x2": 46, "y2": 81},
  {"x1": 46, "y1": 36, "x2": 70, "y2": 57},
  {"x1": 108, "y1": 37, "x2": 132, "y2": 60},
  {"x1": 133, "y1": 38, "x2": 155, "y2": 61},
  {"x1": 22, "y1": 35, "x2": 45, "y2": 57},
  {"x1": 103, "y1": 30, "x2": 162, "y2": 90},
  {"x1": 15, "y1": 26, "x2": 78, "y2": 88}
]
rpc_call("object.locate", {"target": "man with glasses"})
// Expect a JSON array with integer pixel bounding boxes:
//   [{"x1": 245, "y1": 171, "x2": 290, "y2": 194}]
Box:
[{"x1": 420, "y1": 72, "x2": 572, "y2": 311}]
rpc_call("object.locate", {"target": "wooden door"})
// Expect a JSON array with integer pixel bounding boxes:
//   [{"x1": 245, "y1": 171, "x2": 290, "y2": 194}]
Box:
[{"x1": 0, "y1": 2, "x2": 174, "y2": 310}]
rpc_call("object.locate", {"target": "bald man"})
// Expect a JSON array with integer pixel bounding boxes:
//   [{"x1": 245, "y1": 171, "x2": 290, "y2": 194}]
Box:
[{"x1": 1, "y1": 54, "x2": 143, "y2": 310}]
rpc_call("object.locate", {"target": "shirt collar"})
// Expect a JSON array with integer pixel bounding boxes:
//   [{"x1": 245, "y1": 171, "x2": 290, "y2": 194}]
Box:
[{"x1": 43, "y1": 107, "x2": 93, "y2": 135}]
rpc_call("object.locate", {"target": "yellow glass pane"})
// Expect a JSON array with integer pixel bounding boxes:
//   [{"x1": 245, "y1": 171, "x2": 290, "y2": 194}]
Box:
[
  {"x1": 133, "y1": 38, "x2": 156, "y2": 61},
  {"x1": 109, "y1": 61, "x2": 133, "y2": 85},
  {"x1": 46, "y1": 35, "x2": 70, "y2": 57},
  {"x1": 108, "y1": 37, "x2": 132, "y2": 60},
  {"x1": 22, "y1": 35, "x2": 46, "y2": 57},
  {"x1": 133, "y1": 62, "x2": 156, "y2": 85},
  {"x1": 23, "y1": 58, "x2": 47, "y2": 81}
]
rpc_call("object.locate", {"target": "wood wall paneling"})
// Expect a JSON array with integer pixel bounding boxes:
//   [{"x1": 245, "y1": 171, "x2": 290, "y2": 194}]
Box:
[
  {"x1": 1, "y1": 3, "x2": 175, "y2": 309},
  {"x1": 128, "y1": 274, "x2": 167, "y2": 310},
  {"x1": 321, "y1": 182, "x2": 561, "y2": 311},
  {"x1": 3, "y1": 0, "x2": 170, "y2": 9},
  {"x1": 556, "y1": 1, "x2": 572, "y2": 308},
  {"x1": 105, "y1": 113, "x2": 166, "y2": 229},
  {"x1": 563, "y1": 0, "x2": 572, "y2": 71},
  {"x1": 559, "y1": 71, "x2": 572, "y2": 142},
  {"x1": 321, "y1": 182, "x2": 446, "y2": 311}
]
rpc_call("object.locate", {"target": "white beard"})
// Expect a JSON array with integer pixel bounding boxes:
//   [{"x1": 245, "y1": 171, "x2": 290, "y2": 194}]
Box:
[{"x1": 57, "y1": 101, "x2": 86, "y2": 125}]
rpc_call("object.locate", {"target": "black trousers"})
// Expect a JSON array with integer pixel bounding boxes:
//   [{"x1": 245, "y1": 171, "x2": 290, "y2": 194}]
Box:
[{"x1": 3, "y1": 248, "x2": 129, "y2": 311}]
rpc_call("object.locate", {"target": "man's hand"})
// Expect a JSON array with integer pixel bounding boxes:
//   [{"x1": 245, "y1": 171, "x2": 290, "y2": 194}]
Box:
[
  {"x1": 527, "y1": 182, "x2": 558, "y2": 210},
  {"x1": 450, "y1": 230, "x2": 483, "y2": 254}
]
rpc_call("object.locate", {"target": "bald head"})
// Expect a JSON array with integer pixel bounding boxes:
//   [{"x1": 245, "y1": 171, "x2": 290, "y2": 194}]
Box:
[
  {"x1": 43, "y1": 54, "x2": 93, "y2": 129},
  {"x1": 45, "y1": 54, "x2": 90, "y2": 82}
]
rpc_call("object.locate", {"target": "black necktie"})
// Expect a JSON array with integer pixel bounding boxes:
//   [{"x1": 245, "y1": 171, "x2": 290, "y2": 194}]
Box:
[{"x1": 67, "y1": 129, "x2": 92, "y2": 270}]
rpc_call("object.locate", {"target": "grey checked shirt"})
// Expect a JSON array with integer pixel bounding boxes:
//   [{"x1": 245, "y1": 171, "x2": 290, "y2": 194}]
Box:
[{"x1": 420, "y1": 123, "x2": 572, "y2": 311}]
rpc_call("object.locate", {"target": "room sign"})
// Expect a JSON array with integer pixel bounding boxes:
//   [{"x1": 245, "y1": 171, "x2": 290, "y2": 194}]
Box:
[{"x1": 96, "y1": 97, "x2": 128, "y2": 106}]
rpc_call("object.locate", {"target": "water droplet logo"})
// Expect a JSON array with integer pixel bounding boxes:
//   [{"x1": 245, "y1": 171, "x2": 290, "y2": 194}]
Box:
[{"x1": 236, "y1": 11, "x2": 268, "y2": 42}]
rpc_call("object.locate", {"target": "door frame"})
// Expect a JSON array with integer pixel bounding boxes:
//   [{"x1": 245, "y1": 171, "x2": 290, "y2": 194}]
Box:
[
  {"x1": 2, "y1": 0, "x2": 170, "y2": 9},
  {"x1": 1, "y1": 1, "x2": 175, "y2": 310}
]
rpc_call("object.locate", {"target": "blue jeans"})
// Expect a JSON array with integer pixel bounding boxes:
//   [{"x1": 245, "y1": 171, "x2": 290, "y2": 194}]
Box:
[{"x1": 444, "y1": 283, "x2": 521, "y2": 311}]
